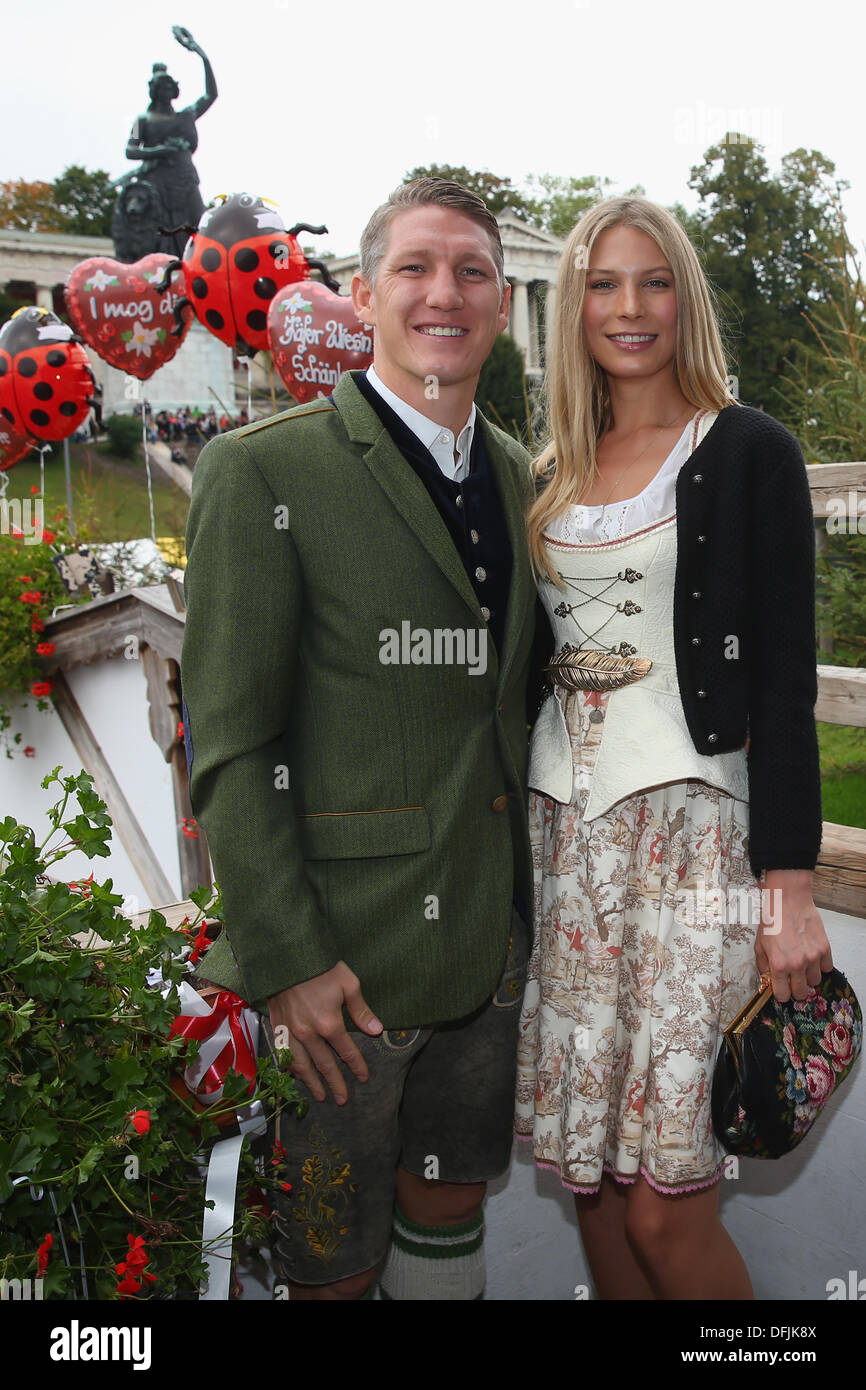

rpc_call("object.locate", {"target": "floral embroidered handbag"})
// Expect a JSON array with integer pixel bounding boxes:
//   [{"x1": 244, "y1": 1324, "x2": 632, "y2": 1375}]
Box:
[{"x1": 711, "y1": 968, "x2": 862, "y2": 1159}]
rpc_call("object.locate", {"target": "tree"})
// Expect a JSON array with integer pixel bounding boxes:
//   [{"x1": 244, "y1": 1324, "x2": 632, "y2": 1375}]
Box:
[
  {"x1": 0, "y1": 179, "x2": 64, "y2": 233},
  {"x1": 687, "y1": 137, "x2": 846, "y2": 417},
  {"x1": 475, "y1": 332, "x2": 531, "y2": 440},
  {"x1": 0, "y1": 166, "x2": 115, "y2": 236},
  {"x1": 52, "y1": 165, "x2": 116, "y2": 236},
  {"x1": 776, "y1": 201, "x2": 866, "y2": 668},
  {"x1": 523, "y1": 174, "x2": 645, "y2": 240},
  {"x1": 403, "y1": 163, "x2": 538, "y2": 221}
]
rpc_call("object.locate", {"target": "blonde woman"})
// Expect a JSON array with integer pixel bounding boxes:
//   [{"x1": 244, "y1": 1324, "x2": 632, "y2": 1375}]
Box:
[{"x1": 515, "y1": 197, "x2": 832, "y2": 1299}]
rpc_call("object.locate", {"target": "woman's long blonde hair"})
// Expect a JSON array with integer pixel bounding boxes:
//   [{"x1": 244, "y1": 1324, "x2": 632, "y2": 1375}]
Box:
[{"x1": 527, "y1": 197, "x2": 737, "y2": 584}]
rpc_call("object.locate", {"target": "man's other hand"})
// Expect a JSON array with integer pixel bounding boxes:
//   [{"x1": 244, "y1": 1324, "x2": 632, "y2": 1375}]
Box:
[{"x1": 268, "y1": 962, "x2": 383, "y2": 1104}]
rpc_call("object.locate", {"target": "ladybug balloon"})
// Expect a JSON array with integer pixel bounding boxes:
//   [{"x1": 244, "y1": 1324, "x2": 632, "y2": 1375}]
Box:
[
  {"x1": 0, "y1": 307, "x2": 94, "y2": 442},
  {"x1": 160, "y1": 192, "x2": 342, "y2": 356}
]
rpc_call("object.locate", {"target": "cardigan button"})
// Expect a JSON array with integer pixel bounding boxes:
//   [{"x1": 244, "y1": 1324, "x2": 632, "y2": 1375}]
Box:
[
  {"x1": 697, "y1": 534, "x2": 706, "y2": 544},
  {"x1": 697, "y1": 689, "x2": 707, "y2": 699},
  {"x1": 708, "y1": 733, "x2": 718, "y2": 744},
  {"x1": 475, "y1": 566, "x2": 487, "y2": 582},
  {"x1": 456, "y1": 494, "x2": 463, "y2": 508},
  {"x1": 692, "y1": 591, "x2": 702, "y2": 600},
  {"x1": 691, "y1": 636, "x2": 702, "y2": 647},
  {"x1": 481, "y1": 606, "x2": 491, "y2": 620},
  {"x1": 693, "y1": 473, "x2": 703, "y2": 483}
]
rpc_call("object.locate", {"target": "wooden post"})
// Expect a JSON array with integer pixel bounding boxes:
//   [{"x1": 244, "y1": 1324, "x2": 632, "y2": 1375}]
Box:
[
  {"x1": 141, "y1": 646, "x2": 212, "y2": 897},
  {"x1": 50, "y1": 670, "x2": 175, "y2": 905}
]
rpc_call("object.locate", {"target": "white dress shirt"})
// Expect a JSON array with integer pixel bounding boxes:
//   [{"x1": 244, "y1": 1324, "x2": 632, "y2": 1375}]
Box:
[{"x1": 365, "y1": 365, "x2": 476, "y2": 482}]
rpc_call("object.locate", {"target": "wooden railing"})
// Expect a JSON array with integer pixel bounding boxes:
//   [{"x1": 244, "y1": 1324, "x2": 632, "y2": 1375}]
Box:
[{"x1": 806, "y1": 461, "x2": 866, "y2": 919}]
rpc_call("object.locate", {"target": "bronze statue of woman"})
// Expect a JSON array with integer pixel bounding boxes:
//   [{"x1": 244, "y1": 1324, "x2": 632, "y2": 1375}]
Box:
[{"x1": 112, "y1": 26, "x2": 217, "y2": 262}]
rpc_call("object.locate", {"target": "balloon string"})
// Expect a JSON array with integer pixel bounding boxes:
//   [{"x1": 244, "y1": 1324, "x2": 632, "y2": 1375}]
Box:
[
  {"x1": 39, "y1": 444, "x2": 50, "y2": 497},
  {"x1": 243, "y1": 357, "x2": 252, "y2": 423},
  {"x1": 141, "y1": 402, "x2": 157, "y2": 546}
]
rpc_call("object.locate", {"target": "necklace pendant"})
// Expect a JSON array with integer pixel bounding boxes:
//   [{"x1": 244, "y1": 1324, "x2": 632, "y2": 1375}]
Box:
[{"x1": 588, "y1": 708, "x2": 605, "y2": 724}]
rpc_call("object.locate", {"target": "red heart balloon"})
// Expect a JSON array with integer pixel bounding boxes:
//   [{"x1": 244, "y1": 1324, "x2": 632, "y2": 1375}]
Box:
[
  {"x1": 268, "y1": 280, "x2": 373, "y2": 404},
  {"x1": 64, "y1": 254, "x2": 190, "y2": 380},
  {"x1": 0, "y1": 415, "x2": 34, "y2": 470}
]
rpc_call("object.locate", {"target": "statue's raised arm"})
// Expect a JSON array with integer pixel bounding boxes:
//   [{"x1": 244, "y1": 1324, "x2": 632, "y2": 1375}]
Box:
[{"x1": 171, "y1": 25, "x2": 217, "y2": 119}]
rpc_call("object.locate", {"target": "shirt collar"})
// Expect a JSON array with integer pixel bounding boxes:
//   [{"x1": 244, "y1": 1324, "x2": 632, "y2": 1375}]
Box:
[{"x1": 365, "y1": 365, "x2": 476, "y2": 480}]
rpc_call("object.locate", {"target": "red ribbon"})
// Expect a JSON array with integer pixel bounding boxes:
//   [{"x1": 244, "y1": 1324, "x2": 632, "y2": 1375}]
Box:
[{"x1": 169, "y1": 990, "x2": 257, "y2": 1097}]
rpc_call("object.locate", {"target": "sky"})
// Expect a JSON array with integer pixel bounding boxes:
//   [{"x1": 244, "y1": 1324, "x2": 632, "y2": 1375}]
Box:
[{"x1": 3, "y1": 0, "x2": 864, "y2": 259}]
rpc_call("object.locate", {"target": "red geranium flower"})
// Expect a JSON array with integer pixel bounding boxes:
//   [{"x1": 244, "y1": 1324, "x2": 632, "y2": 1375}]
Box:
[
  {"x1": 19, "y1": 590, "x2": 42, "y2": 605},
  {"x1": 280, "y1": 1182, "x2": 293, "y2": 1191},
  {"x1": 180, "y1": 817, "x2": 199, "y2": 839},
  {"x1": 116, "y1": 1270, "x2": 142, "y2": 1297},
  {"x1": 36, "y1": 642, "x2": 56, "y2": 656},
  {"x1": 124, "y1": 1235, "x2": 149, "y2": 1268},
  {"x1": 31, "y1": 681, "x2": 52, "y2": 698},
  {"x1": 30, "y1": 484, "x2": 39, "y2": 495},
  {"x1": 23, "y1": 746, "x2": 36, "y2": 758},
  {"x1": 188, "y1": 920, "x2": 210, "y2": 965},
  {"x1": 41, "y1": 529, "x2": 56, "y2": 545},
  {"x1": 37, "y1": 1232, "x2": 53, "y2": 1277},
  {"x1": 130, "y1": 1110, "x2": 151, "y2": 1135},
  {"x1": 31, "y1": 618, "x2": 45, "y2": 633},
  {"x1": 177, "y1": 720, "x2": 184, "y2": 739}
]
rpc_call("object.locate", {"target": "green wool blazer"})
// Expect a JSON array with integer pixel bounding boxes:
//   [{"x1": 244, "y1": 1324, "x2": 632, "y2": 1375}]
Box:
[{"x1": 181, "y1": 371, "x2": 536, "y2": 1025}]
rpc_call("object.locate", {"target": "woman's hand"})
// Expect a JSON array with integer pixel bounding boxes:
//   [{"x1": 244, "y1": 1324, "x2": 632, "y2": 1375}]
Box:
[{"x1": 754, "y1": 868, "x2": 833, "y2": 1002}]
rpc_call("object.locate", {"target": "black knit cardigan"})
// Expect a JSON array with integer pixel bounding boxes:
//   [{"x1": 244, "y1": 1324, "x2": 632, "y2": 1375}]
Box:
[{"x1": 671, "y1": 404, "x2": 822, "y2": 877}]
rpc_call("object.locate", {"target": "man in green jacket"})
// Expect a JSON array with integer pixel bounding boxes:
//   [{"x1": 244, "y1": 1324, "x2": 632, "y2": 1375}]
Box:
[{"x1": 182, "y1": 178, "x2": 536, "y2": 1299}]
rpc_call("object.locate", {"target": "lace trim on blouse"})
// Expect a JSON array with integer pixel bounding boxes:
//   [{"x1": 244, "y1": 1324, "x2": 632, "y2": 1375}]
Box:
[{"x1": 546, "y1": 413, "x2": 700, "y2": 546}]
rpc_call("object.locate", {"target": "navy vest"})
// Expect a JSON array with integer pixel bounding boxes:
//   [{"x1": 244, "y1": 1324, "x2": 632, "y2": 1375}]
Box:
[{"x1": 352, "y1": 371, "x2": 513, "y2": 657}]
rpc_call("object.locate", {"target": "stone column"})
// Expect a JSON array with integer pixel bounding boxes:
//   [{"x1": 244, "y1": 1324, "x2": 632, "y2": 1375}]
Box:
[
  {"x1": 541, "y1": 282, "x2": 555, "y2": 365},
  {"x1": 510, "y1": 279, "x2": 530, "y2": 365},
  {"x1": 36, "y1": 285, "x2": 54, "y2": 310}
]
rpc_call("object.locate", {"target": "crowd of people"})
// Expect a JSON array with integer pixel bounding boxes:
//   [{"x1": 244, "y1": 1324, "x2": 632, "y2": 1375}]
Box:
[{"x1": 147, "y1": 405, "x2": 250, "y2": 446}]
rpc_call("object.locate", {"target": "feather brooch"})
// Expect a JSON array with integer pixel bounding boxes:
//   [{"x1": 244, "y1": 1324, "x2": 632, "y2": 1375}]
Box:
[{"x1": 544, "y1": 644, "x2": 653, "y2": 693}]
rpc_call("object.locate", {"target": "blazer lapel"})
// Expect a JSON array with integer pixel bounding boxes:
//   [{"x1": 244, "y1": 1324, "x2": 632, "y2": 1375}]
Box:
[{"x1": 333, "y1": 373, "x2": 488, "y2": 621}]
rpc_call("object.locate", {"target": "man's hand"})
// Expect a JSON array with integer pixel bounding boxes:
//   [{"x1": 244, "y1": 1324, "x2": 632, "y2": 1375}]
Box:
[
  {"x1": 755, "y1": 869, "x2": 833, "y2": 1003},
  {"x1": 268, "y1": 962, "x2": 383, "y2": 1105}
]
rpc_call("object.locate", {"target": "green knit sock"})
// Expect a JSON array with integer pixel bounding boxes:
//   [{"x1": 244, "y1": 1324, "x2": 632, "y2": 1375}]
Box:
[{"x1": 379, "y1": 1206, "x2": 485, "y2": 1301}]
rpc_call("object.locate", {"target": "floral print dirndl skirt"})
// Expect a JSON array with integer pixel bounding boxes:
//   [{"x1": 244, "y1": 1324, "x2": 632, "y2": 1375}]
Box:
[{"x1": 514, "y1": 688, "x2": 762, "y2": 1195}]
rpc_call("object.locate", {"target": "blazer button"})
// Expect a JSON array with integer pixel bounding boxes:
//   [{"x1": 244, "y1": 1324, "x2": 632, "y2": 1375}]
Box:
[
  {"x1": 492, "y1": 795, "x2": 509, "y2": 812},
  {"x1": 697, "y1": 534, "x2": 706, "y2": 544},
  {"x1": 691, "y1": 636, "x2": 702, "y2": 647},
  {"x1": 707, "y1": 733, "x2": 718, "y2": 744},
  {"x1": 697, "y1": 689, "x2": 707, "y2": 699},
  {"x1": 692, "y1": 591, "x2": 702, "y2": 600},
  {"x1": 693, "y1": 473, "x2": 703, "y2": 483}
]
